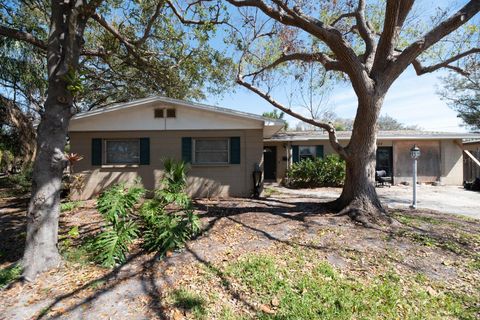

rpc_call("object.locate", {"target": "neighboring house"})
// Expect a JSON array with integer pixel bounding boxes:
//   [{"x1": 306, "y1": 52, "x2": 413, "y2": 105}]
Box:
[
  {"x1": 264, "y1": 131, "x2": 480, "y2": 185},
  {"x1": 69, "y1": 96, "x2": 284, "y2": 199},
  {"x1": 463, "y1": 140, "x2": 480, "y2": 181}
]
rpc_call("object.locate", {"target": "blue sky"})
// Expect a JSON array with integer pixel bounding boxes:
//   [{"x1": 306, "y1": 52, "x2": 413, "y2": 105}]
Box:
[{"x1": 204, "y1": 66, "x2": 465, "y2": 133}]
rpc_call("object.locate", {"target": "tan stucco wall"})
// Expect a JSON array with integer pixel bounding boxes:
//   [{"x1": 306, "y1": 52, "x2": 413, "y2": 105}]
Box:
[
  {"x1": 69, "y1": 129, "x2": 263, "y2": 199},
  {"x1": 267, "y1": 138, "x2": 464, "y2": 186}
]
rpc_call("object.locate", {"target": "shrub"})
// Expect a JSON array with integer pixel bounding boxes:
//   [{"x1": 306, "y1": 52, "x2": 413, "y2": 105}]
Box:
[
  {"x1": 140, "y1": 159, "x2": 200, "y2": 255},
  {"x1": 90, "y1": 183, "x2": 144, "y2": 267},
  {"x1": 285, "y1": 155, "x2": 345, "y2": 188}
]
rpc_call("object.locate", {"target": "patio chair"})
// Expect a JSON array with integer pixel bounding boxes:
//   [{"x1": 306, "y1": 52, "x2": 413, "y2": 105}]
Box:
[{"x1": 375, "y1": 170, "x2": 392, "y2": 187}]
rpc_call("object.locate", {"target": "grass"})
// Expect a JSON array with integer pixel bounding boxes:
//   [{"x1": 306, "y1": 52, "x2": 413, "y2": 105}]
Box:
[
  {"x1": 262, "y1": 187, "x2": 279, "y2": 197},
  {"x1": 170, "y1": 288, "x2": 207, "y2": 319},
  {"x1": 60, "y1": 200, "x2": 83, "y2": 212},
  {"x1": 0, "y1": 264, "x2": 22, "y2": 288},
  {"x1": 220, "y1": 252, "x2": 478, "y2": 319}
]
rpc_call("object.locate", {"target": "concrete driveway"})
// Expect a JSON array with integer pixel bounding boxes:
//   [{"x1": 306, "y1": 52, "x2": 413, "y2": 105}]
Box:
[{"x1": 267, "y1": 184, "x2": 480, "y2": 219}]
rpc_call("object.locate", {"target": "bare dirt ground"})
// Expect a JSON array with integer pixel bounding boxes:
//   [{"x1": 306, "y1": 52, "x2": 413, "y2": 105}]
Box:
[
  {"x1": 0, "y1": 185, "x2": 479, "y2": 319},
  {"x1": 269, "y1": 183, "x2": 480, "y2": 219}
]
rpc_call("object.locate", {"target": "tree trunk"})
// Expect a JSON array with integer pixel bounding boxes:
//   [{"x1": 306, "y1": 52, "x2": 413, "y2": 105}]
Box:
[
  {"x1": 22, "y1": 0, "x2": 87, "y2": 281},
  {"x1": 22, "y1": 99, "x2": 71, "y2": 280},
  {"x1": 332, "y1": 93, "x2": 391, "y2": 226}
]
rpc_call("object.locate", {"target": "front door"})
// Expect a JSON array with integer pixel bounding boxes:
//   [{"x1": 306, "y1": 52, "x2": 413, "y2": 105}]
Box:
[
  {"x1": 264, "y1": 146, "x2": 277, "y2": 180},
  {"x1": 376, "y1": 147, "x2": 393, "y2": 180}
]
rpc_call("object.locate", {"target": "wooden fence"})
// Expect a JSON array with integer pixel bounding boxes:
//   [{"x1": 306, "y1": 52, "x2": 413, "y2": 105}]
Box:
[{"x1": 464, "y1": 149, "x2": 480, "y2": 182}]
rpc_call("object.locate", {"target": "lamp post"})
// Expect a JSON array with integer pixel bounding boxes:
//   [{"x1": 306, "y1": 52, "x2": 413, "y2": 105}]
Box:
[
  {"x1": 410, "y1": 145, "x2": 421, "y2": 209},
  {"x1": 252, "y1": 163, "x2": 262, "y2": 199}
]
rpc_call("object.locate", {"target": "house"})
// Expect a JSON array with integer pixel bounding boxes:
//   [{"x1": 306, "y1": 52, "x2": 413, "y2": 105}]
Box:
[
  {"x1": 264, "y1": 130, "x2": 480, "y2": 185},
  {"x1": 69, "y1": 96, "x2": 480, "y2": 199},
  {"x1": 68, "y1": 96, "x2": 284, "y2": 199}
]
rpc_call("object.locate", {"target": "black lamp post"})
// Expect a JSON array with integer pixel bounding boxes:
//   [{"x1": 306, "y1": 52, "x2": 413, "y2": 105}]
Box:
[{"x1": 252, "y1": 163, "x2": 262, "y2": 199}]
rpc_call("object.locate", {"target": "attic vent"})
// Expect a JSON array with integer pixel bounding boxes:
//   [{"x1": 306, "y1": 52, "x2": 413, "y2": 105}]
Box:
[
  {"x1": 154, "y1": 108, "x2": 164, "y2": 118},
  {"x1": 166, "y1": 108, "x2": 176, "y2": 118}
]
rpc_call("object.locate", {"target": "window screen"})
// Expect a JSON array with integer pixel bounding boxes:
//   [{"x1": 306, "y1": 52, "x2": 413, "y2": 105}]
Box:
[
  {"x1": 299, "y1": 146, "x2": 316, "y2": 161},
  {"x1": 194, "y1": 138, "x2": 229, "y2": 164},
  {"x1": 105, "y1": 140, "x2": 140, "y2": 164}
]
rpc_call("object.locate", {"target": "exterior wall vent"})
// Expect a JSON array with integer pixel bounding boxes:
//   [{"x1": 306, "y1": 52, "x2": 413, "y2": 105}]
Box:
[
  {"x1": 154, "y1": 108, "x2": 164, "y2": 118},
  {"x1": 166, "y1": 108, "x2": 176, "y2": 118}
]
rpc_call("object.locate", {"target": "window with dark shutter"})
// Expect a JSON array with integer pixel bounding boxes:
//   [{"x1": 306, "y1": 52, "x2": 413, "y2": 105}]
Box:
[
  {"x1": 182, "y1": 137, "x2": 192, "y2": 163},
  {"x1": 154, "y1": 109, "x2": 164, "y2": 118},
  {"x1": 230, "y1": 137, "x2": 240, "y2": 164},
  {"x1": 139, "y1": 138, "x2": 150, "y2": 165},
  {"x1": 92, "y1": 138, "x2": 102, "y2": 166},
  {"x1": 166, "y1": 108, "x2": 176, "y2": 118},
  {"x1": 292, "y1": 145, "x2": 299, "y2": 163}
]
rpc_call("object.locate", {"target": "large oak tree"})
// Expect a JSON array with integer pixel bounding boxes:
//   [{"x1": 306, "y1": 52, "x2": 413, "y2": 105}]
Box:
[
  {"x1": 226, "y1": 0, "x2": 480, "y2": 225},
  {"x1": 0, "y1": 0, "x2": 230, "y2": 280}
]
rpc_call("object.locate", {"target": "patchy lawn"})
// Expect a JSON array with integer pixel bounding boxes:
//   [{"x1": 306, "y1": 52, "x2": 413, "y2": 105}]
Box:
[{"x1": 0, "y1": 185, "x2": 479, "y2": 319}]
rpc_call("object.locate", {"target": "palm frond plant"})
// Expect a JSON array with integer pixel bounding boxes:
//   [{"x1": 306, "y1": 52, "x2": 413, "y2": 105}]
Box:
[{"x1": 91, "y1": 182, "x2": 144, "y2": 267}]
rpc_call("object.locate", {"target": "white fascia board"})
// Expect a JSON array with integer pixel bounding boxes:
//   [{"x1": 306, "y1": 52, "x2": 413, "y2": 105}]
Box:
[{"x1": 71, "y1": 96, "x2": 285, "y2": 127}]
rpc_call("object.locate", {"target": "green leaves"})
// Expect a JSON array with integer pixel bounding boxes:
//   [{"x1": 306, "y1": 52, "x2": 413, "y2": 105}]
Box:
[
  {"x1": 91, "y1": 183, "x2": 144, "y2": 267},
  {"x1": 91, "y1": 159, "x2": 200, "y2": 267},
  {"x1": 91, "y1": 221, "x2": 139, "y2": 268},
  {"x1": 97, "y1": 183, "x2": 144, "y2": 225},
  {"x1": 286, "y1": 155, "x2": 346, "y2": 188},
  {"x1": 140, "y1": 158, "x2": 200, "y2": 255}
]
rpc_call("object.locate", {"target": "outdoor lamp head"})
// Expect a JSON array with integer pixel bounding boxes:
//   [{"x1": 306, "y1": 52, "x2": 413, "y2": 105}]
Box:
[{"x1": 410, "y1": 144, "x2": 421, "y2": 159}]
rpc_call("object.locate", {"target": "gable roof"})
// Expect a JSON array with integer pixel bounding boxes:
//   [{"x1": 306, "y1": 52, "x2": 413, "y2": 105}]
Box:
[
  {"x1": 265, "y1": 130, "x2": 480, "y2": 142},
  {"x1": 69, "y1": 96, "x2": 285, "y2": 138}
]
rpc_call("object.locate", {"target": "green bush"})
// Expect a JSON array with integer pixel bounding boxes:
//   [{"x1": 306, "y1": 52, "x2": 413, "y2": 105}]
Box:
[
  {"x1": 90, "y1": 160, "x2": 201, "y2": 267},
  {"x1": 90, "y1": 183, "x2": 144, "y2": 267},
  {"x1": 140, "y1": 159, "x2": 200, "y2": 255},
  {"x1": 285, "y1": 155, "x2": 345, "y2": 188}
]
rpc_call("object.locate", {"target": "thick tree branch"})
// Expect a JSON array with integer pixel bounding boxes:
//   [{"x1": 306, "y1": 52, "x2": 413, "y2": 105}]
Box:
[
  {"x1": 236, "y1": 74, "x2": 347, "y2": 158},
  {"x1": 372, "y1": 0, "x2": 414, "y2": 76},
  {"x1": 244, "y1": 52, "x2": 345, "y2": 78},
  {"x1": 412, "y1": 48, "x2": 480, "y2": 76},
  {"x1": 355, "y1": 0, "x2": 376, "y2": 69},
  {"x1": 0, "y1": 25, "x2": 108, "y2": 57},
  {"x1": 227, "y1": 0, "x2": 372, "y2": 100},
  {"x1": 392, "y1": 0, "x2": 480, "y2": 81},
  {"x1": 0, "y1": 25, "x2": 47, "y2": 50},
  {"x1": 132, "y1": 1, "x2": 165, "y2": 46}
]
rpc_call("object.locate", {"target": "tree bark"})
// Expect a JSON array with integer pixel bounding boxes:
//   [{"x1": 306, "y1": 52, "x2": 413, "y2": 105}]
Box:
[
  {"x1": 331, "y1": 93, "x2": 391, "y2": 226},
  {"x1": 22, "y1": 0, "x2": 88, "y2": 281}
]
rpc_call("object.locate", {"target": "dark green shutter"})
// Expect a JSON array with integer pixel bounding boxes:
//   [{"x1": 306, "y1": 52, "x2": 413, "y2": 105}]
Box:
[
  {"x1": 292, "y1": 145, "x2": 299, "y2": 163},
  {"x1": 91, "y1": 138, "x2": 102, "y2": 166},
  {"x1": 182, "y1": 137, "x2": 192, "y2": 163},
  {"x1": 139, "y1": 137, "x2": 150, "y2": 165},
  {"x1": 316, "y1": 145, "x2": 324, "y2": 159},
  {"x1": 230, "y1": 137, "x2": 241, "y2": 164}
]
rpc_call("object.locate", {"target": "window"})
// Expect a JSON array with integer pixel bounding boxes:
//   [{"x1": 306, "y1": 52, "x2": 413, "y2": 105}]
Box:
[
  {"x1": 105, "y1": 140, "x2": 140, "y2": 164},
  {"x1": 154, "y1": 108, "x2": 164, "y2": 118},
  {"x1": 299, "y1": 146, "x2": 316, "y2": 161},
  {"x1": 166, "y1": 108, "x2": 176, "y2": 118},
  {"x1": 193, "y1": 138, "x2": 229, "y2": 164}
]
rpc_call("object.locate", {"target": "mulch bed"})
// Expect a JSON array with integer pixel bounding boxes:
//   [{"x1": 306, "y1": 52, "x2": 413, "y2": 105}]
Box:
[{"x1": 0, "y1": 187, "x2": 479, "y2": 319}]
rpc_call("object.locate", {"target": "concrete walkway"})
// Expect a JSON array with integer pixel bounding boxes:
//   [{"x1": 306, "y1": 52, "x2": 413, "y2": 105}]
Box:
[{"x1": 267, "y1": 184, "x2": 480, "y2": 219}]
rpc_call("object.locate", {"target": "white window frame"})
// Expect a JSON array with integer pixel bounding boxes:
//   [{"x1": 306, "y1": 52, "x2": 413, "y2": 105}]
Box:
[
  {"x1": 299, "y1": 145, "x2": 316, "y2": 161},
  {"x1": 192, "y1": 138, "x2": 230, "y2": 165},
  {"x1": 104, "y1": 139, "x2": 140, "y2": 165}
]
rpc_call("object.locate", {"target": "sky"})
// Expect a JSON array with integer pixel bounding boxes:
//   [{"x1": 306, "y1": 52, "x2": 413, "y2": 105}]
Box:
[
  {"x1": 204, "y1": 66, "x2": 466, "y2": 133},
  {"x1": 202, "y1": 0, "x2": 471, "y2": 133}
]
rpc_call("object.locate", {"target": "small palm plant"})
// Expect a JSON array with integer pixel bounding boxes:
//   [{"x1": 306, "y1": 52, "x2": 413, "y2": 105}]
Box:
[
  {"x1": 140, "y1": 159, "x2": 200, "y2": 256},
  {"x1": 91, "y1": 182, "x2": 144, "y2": 267}
]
